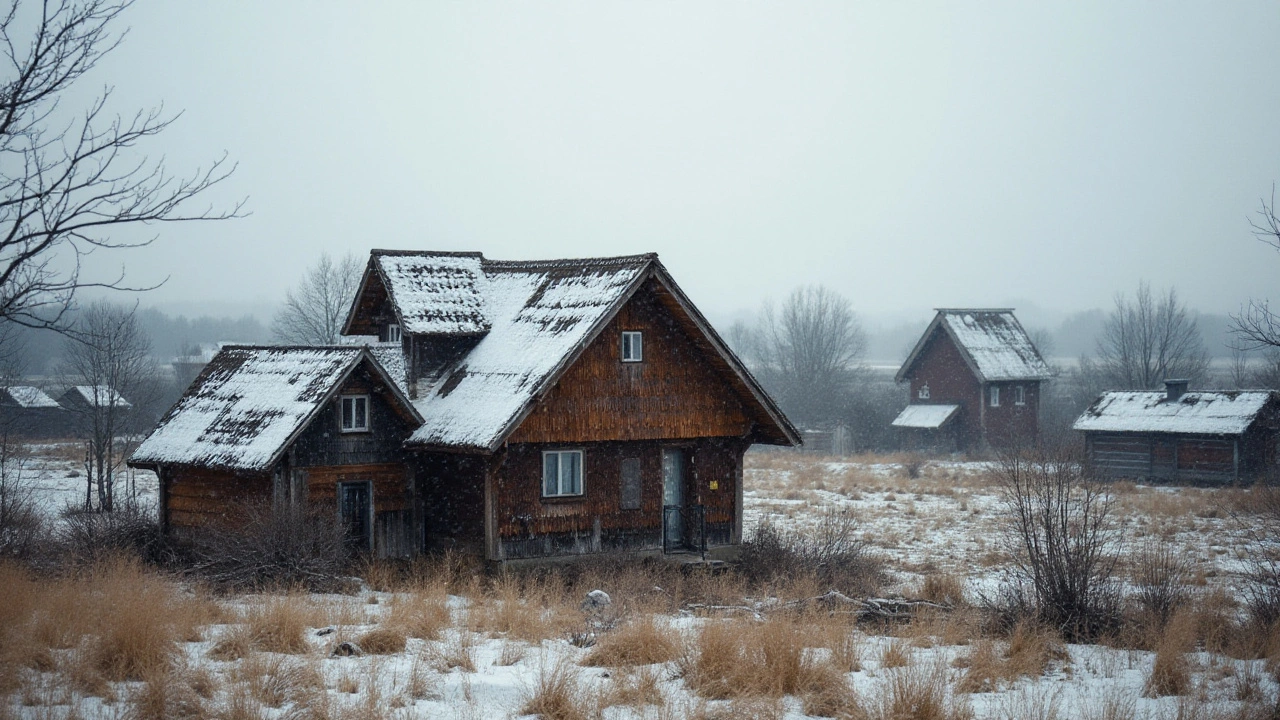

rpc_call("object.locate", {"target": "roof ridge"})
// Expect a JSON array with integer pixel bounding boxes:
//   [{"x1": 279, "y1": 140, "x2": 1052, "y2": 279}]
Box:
[
  {"x1": 217, "y1": 344, "x2": 365, "y2": 352},
  {"x1": 483, "y1": 253, "x2": 658, "y2": 271},
  {"x1": 370, "y1": 249, "x2": 486, "y2": 259},
  {"x1": 934, "y1": 307, "x2": 1016, "y2": 314}
]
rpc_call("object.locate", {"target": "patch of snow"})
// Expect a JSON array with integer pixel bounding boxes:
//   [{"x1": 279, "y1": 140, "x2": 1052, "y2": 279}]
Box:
[{"x1": 891, "y1": 403, "x2": 960, "y2": 429}]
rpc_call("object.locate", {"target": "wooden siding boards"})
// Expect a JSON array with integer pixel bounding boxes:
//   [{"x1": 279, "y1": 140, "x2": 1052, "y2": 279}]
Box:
[{"x1": 508, "y1": 282, "x2": 753, "y2": 445}]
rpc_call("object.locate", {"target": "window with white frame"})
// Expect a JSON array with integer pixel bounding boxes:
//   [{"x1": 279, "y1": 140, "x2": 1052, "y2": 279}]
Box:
[
  {"x1": 1015, "y1": 385, "x2": 1025, "y2": 405},
  {"x1": 387, "y1": 324, "x2": 401, "y2": 343},
  {"x1": 542, "y1": 450, "x2": 583, "y2": 497},
  {"x1": 621, "y1": 331, "x2": 643, "y2": 362},
  {"x1": 340, "y1": 395, "x2": 370, "y2": 432},
  {"x1": 918, "y1": 384, "x2": 930, "y2": 400},
  {"x1": 989, "y1": 386, "x2": 1000, "y2": 407}
]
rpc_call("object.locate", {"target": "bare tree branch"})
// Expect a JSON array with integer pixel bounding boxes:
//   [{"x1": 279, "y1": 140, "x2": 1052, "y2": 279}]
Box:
[
  {"x1": 0, "y1": 0, "x2": 245, "y2": 333},
  {"x1": 271, "y1": 252, "x2": 363, "y2": 345},
  {"x1": 1093, "y1": 281, "x2": 1209, "y2": 389}
]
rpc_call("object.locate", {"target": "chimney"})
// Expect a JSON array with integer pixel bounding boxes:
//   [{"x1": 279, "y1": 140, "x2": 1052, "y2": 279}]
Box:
[{"x1": 1164, "y1": 379, "x2": 1189, "y2": 401}]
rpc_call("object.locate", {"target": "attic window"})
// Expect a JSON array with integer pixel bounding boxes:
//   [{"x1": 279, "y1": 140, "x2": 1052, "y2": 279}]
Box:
[
  {"x1": 621, "y1": 331, "x2": 643, "y2": 363},
  {"x1": 543, "y1": 450, "x2": 583, "y2": 497},
  {"x1": 918, "y1": 384, "x2": 930, "y2": 400},
  {"x1": 1015, "y1": 385, "x2": 1026, "y2": 405},
  {"x1": 340, "y1": 395, "x2": 369, "y2": 432},
  {"x1": 387, "y1": 324, "x2": 401, "y2": 343},
  {"x1": 989, "y1": 386, "x2": 1000, "y2": 407}
]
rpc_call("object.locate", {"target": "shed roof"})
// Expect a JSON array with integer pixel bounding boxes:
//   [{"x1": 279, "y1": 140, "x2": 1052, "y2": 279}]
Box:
[
  {"x1": 130, "y1": 346, "x2": 419, "y2": 472},
  {"x1": 891, "y1": 404, "x2": 961, "y2": 429},
  {"x1": 2, "y1": 386, "x2": 59, "y2": 408},
  {"x1": 1072, "y1": 390, "x2": 1276, "y2": 436},
  {"x1": 896, "y1": 309, "x2": 1052, "y2": 383}
]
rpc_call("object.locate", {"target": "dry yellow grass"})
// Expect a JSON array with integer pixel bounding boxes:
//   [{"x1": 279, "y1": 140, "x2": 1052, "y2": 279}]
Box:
[
  {"x1": 679, "y1": 616, "x2": 848, "y2": 702},
  {"x1": 582, "y1": 615, "x2": 679, "y2": 667},
  {"x1": 872, "y1": 660, "x2": 973, "y2": 720},
  {"x1": 520, "y1": 658, "x2": 591, "y2": 720},
  {"x1": 599, "y1": 666, "x2": 664, "y2": 710},
  {"x1": 385, "y1": 585, "x2": 452, "y2": 640},
  {"x1": 355, "y1": 627, "x2": 407, "y2": 655}
]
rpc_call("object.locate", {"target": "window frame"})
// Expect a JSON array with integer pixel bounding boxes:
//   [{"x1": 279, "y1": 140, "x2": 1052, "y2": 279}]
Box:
[
  {"x1": 620, "y1": 331, "x2": 643, "y2": 363},
  {"x1": 989, "y1": 386, "x2": 1000, "y2": 408},
  {"x1": 340, "y1": 394, "x2": 371, "y2": 433},
  {"x1": 1014, "y1": 385, "x2": 1026, "y2": 406},
  {"x1": 918, "y1": 384, "x2": 930, "y2": 400},
  {"x1": 542, "y1": 449, "x2": 585, "y2": 498},
  {"x1": 387, "y1": 324, "x2": 402, "y2": 343}
]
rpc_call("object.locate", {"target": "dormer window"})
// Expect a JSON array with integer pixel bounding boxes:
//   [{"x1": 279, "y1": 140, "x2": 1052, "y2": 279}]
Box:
[
  {"x1": 918, "y1": 384, "x2": 930, "y2": 400},
  {"x1": 387, "y1": 324, "x2": 401, "y2": 343},
  {"x1": 621, "y1": 331, "x2": 643, "y2": 363},
  {"x1": 340, "y1": 395, "x2": 369, "y2": 432}
]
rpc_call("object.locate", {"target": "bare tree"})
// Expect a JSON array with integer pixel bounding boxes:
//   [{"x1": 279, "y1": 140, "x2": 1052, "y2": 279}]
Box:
[
  {"x1": 1094, "y1": 281, "x2": 1209, "y2": 390},
  {"x1": 745, "y1": 285, "x2": 867, "y2": 425},
  {"x1": 59, "y1": 301, "x2": 156, "y2": 511},
  {"x1": 1230, "y1": 187, "x2": 1280, "y2": 350},
  {"x1": 994, "y1": 442, "x2": 1121, "y2": 640},
  {"x1": 0, "y1": 0, "x2": 242, "y2": 332},
  {"x1": 271, "y1": 252, "x2": 363, "y2": 345},
  {"x1": 0, "y1": 322, "x2": 41, "y2": 558}
]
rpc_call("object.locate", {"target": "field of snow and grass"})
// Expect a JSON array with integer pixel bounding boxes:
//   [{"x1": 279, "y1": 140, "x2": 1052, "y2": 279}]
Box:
[{"x1": 2, "y1": 442, "x2": 1279, "y2": 720}]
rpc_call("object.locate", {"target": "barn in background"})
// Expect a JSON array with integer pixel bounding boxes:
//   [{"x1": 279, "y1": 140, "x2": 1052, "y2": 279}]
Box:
[
  {"x1": 1073, "y1": 380, "x2": 1280, "y2": 484},
  {"x1": 892, "y1": 309, "x2": 1052, "y2": 451}
]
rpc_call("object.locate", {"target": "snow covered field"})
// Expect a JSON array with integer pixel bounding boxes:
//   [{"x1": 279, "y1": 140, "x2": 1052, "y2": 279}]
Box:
[{"x1": 2, "y1": 443, "x2": 1278, "y2": 719}]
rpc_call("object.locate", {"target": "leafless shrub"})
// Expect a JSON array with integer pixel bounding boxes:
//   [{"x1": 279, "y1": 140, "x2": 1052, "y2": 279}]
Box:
[
  {"x1": 57, "y1": 501, "x2": 167, "y2": 566},
  {"x1": 991, "y1": 443, "x2": 1121, "y2": 641},
  {"x1": 1132, "y1": 538, "x2": 1190, "y2": 632},
  {"x1": 187, "y1": 500, "x2": 350, "y2": 592},
  {"x1": 0, "y1": 439, "x2": 43, "y2": 562},
  {"x1": 740, "y1": 508, "x2": 884, "y2": 596}
]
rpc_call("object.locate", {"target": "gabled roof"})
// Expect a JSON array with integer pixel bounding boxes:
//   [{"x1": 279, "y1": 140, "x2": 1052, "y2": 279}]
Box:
[
  {"x1": 130, "y1": 346, "x2": 421, "y2": 472},
  {"x1": 891, "y1": 404, "x2": 960, "y2": 429},
  {"x1": 1, "y1": 386, "x2": 59, "y2": 408},
  {"x1": 896, "y1": 309, "x2": 1052, "y2": 383},
  {"x1": 344, "y1": 251, "x2": 799, "y2": 451},
  {"x1": 345, "y1": 250, "x2": 490, "y2": 335},
  {"x1": 1072, "y1": 390, "x2": 1276, "y2": 436},
  {"x1": 60, "y1": 385, "x2": 132, "y2": 408}
]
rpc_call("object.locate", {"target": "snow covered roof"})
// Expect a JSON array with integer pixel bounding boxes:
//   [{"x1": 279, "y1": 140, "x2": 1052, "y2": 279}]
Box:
[
  {"x1": 891, "y1": 404, "x2": 961, "y2": 429},
  {"x1": 372, "y1": 251, "x2": 490, "y2": 335},
  {"x1": 62, "y1": 386, "x2": 131, "y2": 408},
  {"x1": 2, "y1": 386, "x2": 59, "y2": 408},
  {"x1": 130, "y1": 346, "x2": 419, "y2": 472},
  {"x1": 406, "y1": 255, "x2": 656, "y2": 450},
  {"x1": 896, "y1": 309, "x2": 1052, "y2": 383},
  {"x1": 1072, "y1": 390, "x2": 1277, "y2": 436}
]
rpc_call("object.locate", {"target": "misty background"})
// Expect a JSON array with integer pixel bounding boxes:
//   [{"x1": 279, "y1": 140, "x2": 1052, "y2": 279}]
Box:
[{"x1": 6, "y1": 1, "x2": 1280, "y2": 449}]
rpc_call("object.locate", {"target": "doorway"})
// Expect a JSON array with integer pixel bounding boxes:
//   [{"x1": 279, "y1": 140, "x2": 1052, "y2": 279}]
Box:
[
  {"x1": 662, "y1": 448, "x2": 685, "y2": 549},
  {"x1": 338, "y1": 481, "x2": 372, "y2": 553}
]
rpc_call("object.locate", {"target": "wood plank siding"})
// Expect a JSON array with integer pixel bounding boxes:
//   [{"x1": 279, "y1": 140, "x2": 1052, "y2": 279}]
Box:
[
  {"x1": 489, "y1": 438, "x2": 744, "y2": 559},
  {"x1": 1086, "y1": 432, "x2": 1248, "y2": 484},
  {"x1": 164, "y1": 468, "x2": 271, "y2": 531},
  {"x1": 509, "y1": 281, "x2": 753, "y2": 444}
]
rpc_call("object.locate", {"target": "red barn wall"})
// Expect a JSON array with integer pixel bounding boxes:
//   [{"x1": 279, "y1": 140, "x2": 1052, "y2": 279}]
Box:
[{"x1": 906, "y1": 330, "x2": 983, "y2": 449}]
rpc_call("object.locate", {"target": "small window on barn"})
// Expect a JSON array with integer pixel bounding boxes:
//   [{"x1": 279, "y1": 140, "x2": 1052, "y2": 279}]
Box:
[
  {"x1": 621, "y1": 331, "x2": 643, "y2": 362},
  {"x1": 989, "y1": 386, "x2": 1000, "y2": 407},
  {"x1": 387, "y1": 324, "x2": 401, "y2": 343},
  {"x1": 543, "y1": 450, "x2": 583, "y2": 497},
  {"x1": 918, "y1": 384, "x2": 930, "y2": 400},
  {"x1": 1015, "y1": 385, "x2": 1025, "y2": 405},
  {"x1": 620, "y1": 457, "x2": 641, "y2": 510},
  {"x1": 340, "y1": 395, "x2": 370, "y2": 432}
]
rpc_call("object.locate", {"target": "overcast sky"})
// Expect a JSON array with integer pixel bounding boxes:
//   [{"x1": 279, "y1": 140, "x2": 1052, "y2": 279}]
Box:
[{"x1": 74, "y1": 1, "x2": 1280, "y2": 325}]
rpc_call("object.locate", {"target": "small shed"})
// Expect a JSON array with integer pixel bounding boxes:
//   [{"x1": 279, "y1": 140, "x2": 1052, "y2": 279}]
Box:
[
  {"x1": 1073, "y1": 380, "x2": 1280, "y2": 483},
  {"x1": 57, "y1": 385, "x2": 132, "y2": 412},
  {"x1": 0, "y1": 386, "x2": 67, "y2": 437}
]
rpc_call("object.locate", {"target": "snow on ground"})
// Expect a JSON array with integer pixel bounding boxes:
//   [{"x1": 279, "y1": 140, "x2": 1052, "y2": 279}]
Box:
[{"x1": 4, "y1": 443, "x2": 1278, "y2": 719}]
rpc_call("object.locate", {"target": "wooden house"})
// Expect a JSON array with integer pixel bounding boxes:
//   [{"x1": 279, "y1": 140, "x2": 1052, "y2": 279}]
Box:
[
  {"x1": 129, "y1": 346, "x2": 425, "y2": 557},
  {"x1": 57, "y1": 385, "x2": 132, "y2": 413},
  {"x1": 0, "y1": 386, "x2": 67, "y2": 437},
  {"x1": 892, "y1": 309, "x2": 1052, "y2": 451},
  {"x1": 131, "y1": 251, "x2": 798, "y2": 562},
  {"x1": 1073, "y1": 380, "x2": 1280, "y2": 484}
]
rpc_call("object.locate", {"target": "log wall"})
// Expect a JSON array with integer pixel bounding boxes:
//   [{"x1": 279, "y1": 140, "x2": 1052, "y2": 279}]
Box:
[{"x1": 164, "y1": 468, "x2": 271, "y2": 530}]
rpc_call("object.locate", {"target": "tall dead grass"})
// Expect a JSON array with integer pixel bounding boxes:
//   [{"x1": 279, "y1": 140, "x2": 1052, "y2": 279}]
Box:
[{"x1": 582, "y1": 615, "x2": 679, "y2": 667}]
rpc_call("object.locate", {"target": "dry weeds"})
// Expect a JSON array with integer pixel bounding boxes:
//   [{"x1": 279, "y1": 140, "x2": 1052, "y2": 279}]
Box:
[{"x1": 582, "y1": 615, "x2": 679, "y2": 667}]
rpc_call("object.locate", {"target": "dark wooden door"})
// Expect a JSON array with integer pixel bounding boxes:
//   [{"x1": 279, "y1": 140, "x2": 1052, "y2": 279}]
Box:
[
  {"x1": 663, "y1": 448, "x2": 685, "y2": 549},
  {"x1": 339, "y1": 481, "x2": 372, "y2": 552}
]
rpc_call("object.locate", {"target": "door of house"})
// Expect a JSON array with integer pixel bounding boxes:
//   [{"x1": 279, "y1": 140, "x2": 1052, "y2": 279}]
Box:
[
  {"x1": 338, "y1": 481, "x2": 372, "y2": 553},
  {"x1": 662, "y1": 448, "x2": 685, "y2": 549}
]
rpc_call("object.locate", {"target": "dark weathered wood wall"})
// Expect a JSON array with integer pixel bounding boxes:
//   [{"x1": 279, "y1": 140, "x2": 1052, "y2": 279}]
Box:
[
  {"x1": 509, "y1": 282, "x2": 753, "y2": 444},
  {"x1": 164, "y1": 468, "x2": 271, "y2": 530},
  {"x1": 1083, "y1": 430, "x2": 1278, "y2": 484}
]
